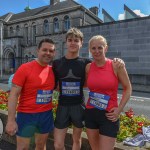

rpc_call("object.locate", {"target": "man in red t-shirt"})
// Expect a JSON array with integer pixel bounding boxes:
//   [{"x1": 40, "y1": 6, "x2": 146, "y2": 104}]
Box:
[{"x1": 6, "y1": 38, "x2": 56, "y2": 150}]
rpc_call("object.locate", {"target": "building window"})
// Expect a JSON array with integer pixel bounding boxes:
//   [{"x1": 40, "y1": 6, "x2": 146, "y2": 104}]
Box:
[
  {"x1": 16, "y1": 25, "x2": 20, "y2": 36},
  {"x1": 25, "y1": 55, "x2": 28, "y2": 62},
  {"x1": 53, "y1": 17, "x2": 59, "y2": 33},
  {"x1": 24, "y1": 25, "x2": 28, "y2": 45},
  {"x1": 43, "y1": 19, "x2": 49, "y2": 35},
  {"x1": 32, "y1": 23, "x2": 36, "y2": 45},
  {"x1": 64, "y1": 15, "x2": 70, "y2": 31},
  {"x1": 10, "y1": 27, "x2": 13, "y2": 36}
]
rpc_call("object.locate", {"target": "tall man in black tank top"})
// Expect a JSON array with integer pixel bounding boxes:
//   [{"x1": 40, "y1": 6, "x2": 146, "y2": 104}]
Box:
[
  {"x1": 52, "y1": 28, "x2": 124, "y2": 150},
  {"x1": 53, "y1": 28, "x2": 91, "y2": 150}
]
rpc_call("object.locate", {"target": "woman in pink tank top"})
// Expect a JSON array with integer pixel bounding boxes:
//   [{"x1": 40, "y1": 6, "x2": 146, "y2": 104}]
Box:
[{"x1": 85, "y1": 35, "x2": 132, "y2": 150}]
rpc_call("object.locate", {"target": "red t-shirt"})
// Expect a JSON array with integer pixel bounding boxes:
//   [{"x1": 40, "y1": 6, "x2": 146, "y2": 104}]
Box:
[
  {"x1": 12, "y1": 60, "x2": 55, "y2": 113},
  {"x1": 86, "y1": 59, "x2": 119, "y2": 111}
]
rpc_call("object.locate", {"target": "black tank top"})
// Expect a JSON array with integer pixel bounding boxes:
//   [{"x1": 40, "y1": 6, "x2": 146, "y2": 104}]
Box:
[{"x1": 52, "y1": 56, "x2": 91, "y2": 105}]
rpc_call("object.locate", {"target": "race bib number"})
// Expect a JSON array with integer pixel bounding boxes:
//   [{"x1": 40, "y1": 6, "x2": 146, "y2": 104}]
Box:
[
  {"x1": 36, "y1": 90, "x2": 53, "y2": 104},
  {"x1": 89, "y1": 92, "x2": 110, "y2": 110},
  {"x1": 62, "y1": 82, "x2": 80, "y2": 96}
]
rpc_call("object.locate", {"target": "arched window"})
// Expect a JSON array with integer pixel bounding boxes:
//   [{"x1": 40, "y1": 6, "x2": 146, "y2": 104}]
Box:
[
  {"x1": 53, "y1": 17, "x2": 59, "y2": 33},
  {"x1": 25, "y1": 55, "x2": 29, "y2": 62},
  {"x1": 64, "y1": 15, "x2": 70, "y2": 31},
  {"x1": 8, "y1": 52, "x2": 15, "y2": 69},
  {"x1": 10, "y1": 27, "x2": 13, "y2": 36},
  {"x1": 43, "y1": 19, "x2": 49, "y2": 35},
  {"x1": 16, "y1": 25, "x2": 20, "y2": 36},
  {"x1": 32, "y1": 23, "x2": 36, "y2": 45},
  {"x1": 24, "y1": 24, "x2": 28, "y2": 45}
]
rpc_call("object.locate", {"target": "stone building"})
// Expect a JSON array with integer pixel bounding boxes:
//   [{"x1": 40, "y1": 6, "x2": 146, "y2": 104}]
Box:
[
  {"x1": 0, "y1": 0, "x2": 150, "y2": 90},
  {"x1": 0, "y1": 0, "x2": 102, "y2": 73}
]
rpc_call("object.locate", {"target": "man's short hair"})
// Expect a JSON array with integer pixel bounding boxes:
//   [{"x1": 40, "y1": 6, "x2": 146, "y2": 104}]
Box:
[
  {"x1": 66, "y1": 28, "x2": 83, "y2": 41},
  {"x1": 38, "y1": 38, "x2": 55, "y2": 50}
]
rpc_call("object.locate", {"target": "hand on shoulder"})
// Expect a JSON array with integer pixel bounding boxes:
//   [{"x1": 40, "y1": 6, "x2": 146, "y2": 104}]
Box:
[{"x1": 113, "y1": 58, "x2": 125, "y2": 69}]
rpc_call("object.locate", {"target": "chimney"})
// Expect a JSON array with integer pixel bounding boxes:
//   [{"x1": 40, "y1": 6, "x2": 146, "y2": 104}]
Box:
[
  {"x1": 50, "y1": 0, "x2": 60, "y2": 5},
  {"x1": 89, "y1": 7, "x2": 98, "y2": 16}
]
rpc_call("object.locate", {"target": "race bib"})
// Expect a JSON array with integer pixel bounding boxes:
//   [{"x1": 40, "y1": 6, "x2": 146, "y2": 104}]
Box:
[
  {"x1": 62, "y1": 82, "x2": 80, "y2": 96},
  {"x1": 36, "y1": 90, "x2": 53, "y2": 104},
  {"x1": 89, "y1": 92, "x2": 110, "y2": 110}
]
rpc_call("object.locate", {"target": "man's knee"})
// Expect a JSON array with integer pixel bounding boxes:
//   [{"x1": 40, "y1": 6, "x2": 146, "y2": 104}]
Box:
[
  {"x1": 17, "y1": 144, "x2": 29, "y2": 150},
  {"x1": 54, "y1": 141, "x2": 65, "y2": 150},
  {"x1": 35, "y1": 142, "x2": 46, "y2": 150},
  {"x1": 72, "y1": 137, "x2": 81, "y2": 144},
  {"x1": 35, "y1": 136, "x2": 47, "y2": 150},
  {"x1": 72, "y1": 128, "x2": 82, "y2": 144},
  {"x1": 17, "y1": 137, "x2": 30, "y2": 150}
]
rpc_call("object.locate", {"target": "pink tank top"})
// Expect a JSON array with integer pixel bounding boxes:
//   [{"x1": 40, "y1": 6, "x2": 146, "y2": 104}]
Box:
[{"x1": 86, "y1": 59, "x2": 119, "y2": 111}]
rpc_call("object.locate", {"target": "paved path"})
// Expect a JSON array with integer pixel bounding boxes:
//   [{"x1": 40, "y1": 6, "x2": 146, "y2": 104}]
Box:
[
  {"x1": 0, "y1": 140, "x2": 16, "y2": 150},
  {"x1": 0, "y1": 83, "x2": 9, "y2": 92}
]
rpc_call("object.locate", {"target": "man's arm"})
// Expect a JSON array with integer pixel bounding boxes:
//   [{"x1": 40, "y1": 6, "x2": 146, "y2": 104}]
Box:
[
  {"x1": 5, "y1": 84, "x2": 22, "y2": 136},
  {"x1": 84, "y1": 63, "x2": 91, "y2": 87}
]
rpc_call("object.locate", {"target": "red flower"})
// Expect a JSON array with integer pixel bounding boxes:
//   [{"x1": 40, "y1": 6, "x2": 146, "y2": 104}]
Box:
[
  {"x1": 138, "y1": 122, "x2": 144, "y2": 127},
  {"x1": 137, "y1": 127, "x2": 142, "y2": 134},
  {"x1": 125, "y1": 108, "x2": 134, "y2": 118}
]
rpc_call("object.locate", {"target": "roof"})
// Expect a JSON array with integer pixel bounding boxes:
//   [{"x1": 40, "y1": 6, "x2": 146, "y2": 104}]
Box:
[
  {"x1": 1, "y1": 0, "x2": 80, "y2": 22},
  {"x1": 124, "y1": 4, "x2": 139, "y2": 18},
  {"x1": 0, "y1": 13, "x2": 11, "y2": 20},
  {"x1": 0, "y1": 0, "x2": 102, "y2": 23},
  {"x1": 102, "y1": 8, "x2": 115, "y2": 22},
  {"x1": 9, "y1": 6, "x2": 49, "y2": 21}
]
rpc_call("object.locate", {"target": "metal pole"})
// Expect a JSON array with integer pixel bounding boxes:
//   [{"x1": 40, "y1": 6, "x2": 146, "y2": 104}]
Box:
[{"x1": 0, "y1": 21, "x2": 3, "y2": 78}]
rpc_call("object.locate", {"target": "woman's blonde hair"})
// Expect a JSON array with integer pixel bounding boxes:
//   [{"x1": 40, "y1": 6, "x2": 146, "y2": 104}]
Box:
[{"x1": 89, "y1": 35, "x2": 107, "y2": 47}]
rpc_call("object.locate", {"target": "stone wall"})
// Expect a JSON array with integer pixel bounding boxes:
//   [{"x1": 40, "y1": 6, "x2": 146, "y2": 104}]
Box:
[{"x1": 79, "y1": 16, "x2": 150, "y2": 89}]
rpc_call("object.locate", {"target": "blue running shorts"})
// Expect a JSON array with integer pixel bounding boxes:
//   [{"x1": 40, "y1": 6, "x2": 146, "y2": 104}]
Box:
[{"x1": 16, "y1": 110, "x2": 54, "y2": 137}]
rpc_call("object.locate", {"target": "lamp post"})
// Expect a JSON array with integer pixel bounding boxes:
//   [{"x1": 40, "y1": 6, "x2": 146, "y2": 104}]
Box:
[{"x1": 0, "y1": 20, "x2": 3, "y2": 78}]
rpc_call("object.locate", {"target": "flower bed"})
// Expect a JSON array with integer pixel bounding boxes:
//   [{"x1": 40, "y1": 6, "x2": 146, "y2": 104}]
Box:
[
  {"x1": 117, "y1": 108, "x2": 150, "y2": 142},
  {"x1": 1, "y1": 89, "x2": 150, "y2": 143},
  {"x1": 0, "y1": 89, "x2": 9, "y2": 111}
]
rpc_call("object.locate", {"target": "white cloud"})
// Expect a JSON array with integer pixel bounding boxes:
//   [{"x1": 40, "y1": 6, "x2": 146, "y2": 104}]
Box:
[
  {"x1": 118, "y1": 9, "x2": 148, "y2": 20},
  {"x1": 118, "y1": 13, "x2": 125, "y2": 20},
  {"x1": 133, "y1": 10, "x2": 148, "y2": 17}
]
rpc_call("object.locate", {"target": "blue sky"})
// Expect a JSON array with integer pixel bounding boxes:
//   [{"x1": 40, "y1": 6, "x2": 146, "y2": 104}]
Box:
[{"x1": 0, "y1": 0, "x2": 149, "y2": 20}]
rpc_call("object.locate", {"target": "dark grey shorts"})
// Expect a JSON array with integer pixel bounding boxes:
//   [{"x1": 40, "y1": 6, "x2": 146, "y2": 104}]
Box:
[
  {"x1": 85, "y1": 108, "x2": 120, "y2": 138},
  {"x1": 54, "y1": 104, "x2": 85, "y2": 129}
]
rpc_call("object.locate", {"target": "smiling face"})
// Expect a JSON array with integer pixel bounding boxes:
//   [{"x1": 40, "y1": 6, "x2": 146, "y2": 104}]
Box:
[
  {"x1": 37, "y1": 42, "x2": 55, "y2": 66},
  {"x1": 66, "y1": 35, "x2": 83, "y2": 54},
  {"x1": 89, "y1": 36, "x2": 108, "y2": 61}
]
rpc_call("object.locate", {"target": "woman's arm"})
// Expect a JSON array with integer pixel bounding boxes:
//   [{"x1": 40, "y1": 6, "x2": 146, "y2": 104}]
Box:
[
  {"x1": 106, "y1": 63, "x2": 132, "y2": 122},
  {"x1": 117, "y1": 66, "x2": 132, "y2": 113}
]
